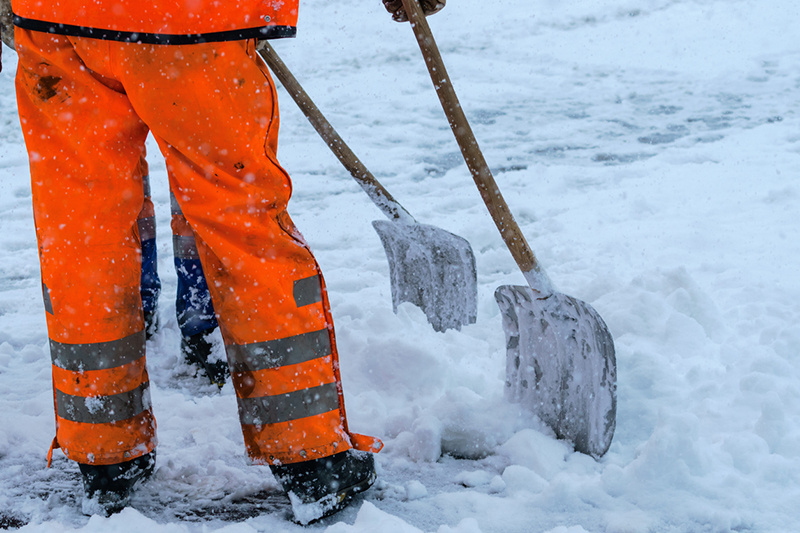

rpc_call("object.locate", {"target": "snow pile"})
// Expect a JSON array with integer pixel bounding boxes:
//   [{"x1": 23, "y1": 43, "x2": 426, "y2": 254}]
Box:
[{"x1": 1, "y1": 0, "x2": 800, "y2": 531}]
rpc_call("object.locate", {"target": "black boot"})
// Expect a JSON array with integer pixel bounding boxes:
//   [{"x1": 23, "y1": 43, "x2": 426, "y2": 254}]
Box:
[
  {"x1": 79, "y1": 451, "x2": 156, "y2": 516},
  {"x1": 181, "y1": 330, "x2": 229, "y2": 387},
  {"x1": 270, "y1": 450, "x2": 376, "y2": 524}
]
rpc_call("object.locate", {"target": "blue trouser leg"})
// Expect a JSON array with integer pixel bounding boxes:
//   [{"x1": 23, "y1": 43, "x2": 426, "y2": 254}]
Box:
[
  {"x1": 141, "y1": 237, "x2": 161, "y2": 318},
  {"x1": 171, "y1": 191, "x2": 218, "y2": 340},
  {"x1": 138, "y1": 172, "x2": 161, "y2": 336},
  {"x1": 172, "y1": 190, "x2": 225, "y2": 385},
  {"x1": 174, "y1": 256, "x2": 218, "y2": 338}
]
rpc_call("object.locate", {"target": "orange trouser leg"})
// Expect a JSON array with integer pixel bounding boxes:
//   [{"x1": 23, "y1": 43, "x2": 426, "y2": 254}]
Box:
[
  {"x1": 15, "y1": 30, "x2": 156, "y2": 465},
  {"x1": 110, "y1": 40, "x2": 367, "y2": 464},
  {"x1": 33, "y1": 36, "x2": 379, "y2": 465}
]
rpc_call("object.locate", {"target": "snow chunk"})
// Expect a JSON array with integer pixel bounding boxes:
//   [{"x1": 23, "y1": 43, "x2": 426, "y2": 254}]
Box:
[
  {"x1": 488, "y1": 476, "x2": 506, "y2": 494},
  {"x1": 454, "y1": 470, "x2": 493, "y2": 488},
  {"x1": 391, "y1": 415, "x2": 443, "y2": 462},
  {"x1": 437, "y1": 517, "x2": 485, "y2": 533},
  {"x1": 324, "y1": 502, "x2": 424, "y2": 533},
  {"x1": 501, "y1": 465, "x2": 548, "y2": 494},
  {"x1": 404, "y1": 480, "x2": 428, "y2": 501},
  {"x1": 498, "y1": 429, "x2": 570, "y2": 480}
]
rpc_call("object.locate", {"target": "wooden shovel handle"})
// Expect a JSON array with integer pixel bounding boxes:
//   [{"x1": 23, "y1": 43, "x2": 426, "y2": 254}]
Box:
[
  {"x1": 257, "y1": 42, "x2": 416, "y2": 224},
  {"x1": 399, "y1": 0, "x2": 547, "y2": 284}
]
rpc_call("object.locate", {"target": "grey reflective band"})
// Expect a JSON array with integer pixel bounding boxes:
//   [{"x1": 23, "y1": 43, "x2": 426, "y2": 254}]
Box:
[
  {"x1": 293, "y1": 275, "x2": 323, "y2": 308},
  {"x1": 42, "y1": 283, "x2": 53, "y2": 315},
  {"x1": 138, "y1": 216, "x2": 156, "y2": 241},
  {"x1": 173, "y1": 235, "x2": 199, "y2": 260},
  {"x1": 238, "y1": 382, "x2": 339, "y2": 426},
  {"x1": 228, "y1": 329, "x2": 332, "y2": 373},
  {"x1": 50, "y1": 331, "x2": 145, "y2": 372},
  {"x1": 142, "y1": 174, "x2": 151, "y2": 197},
  {"x1": 170, "y1": 192, "x2": 183, "y2": 216},
  {"x1": 56, "y1": 382, "x2": 151, "y2": 425}
]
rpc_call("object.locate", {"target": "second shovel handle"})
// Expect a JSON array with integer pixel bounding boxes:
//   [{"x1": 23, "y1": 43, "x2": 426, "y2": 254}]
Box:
[
  {"x1": 257, "y1": 42, "x2": 415, "y2": 224},
  {"x1": 399, "y1": 0, "x2": 544, "y2": 280}
]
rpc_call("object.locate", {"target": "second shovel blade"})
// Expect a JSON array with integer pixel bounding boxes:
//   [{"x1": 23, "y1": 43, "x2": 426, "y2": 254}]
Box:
[
  {"x1": 373, "y1": 219, "x2": 477, "y2": 332},
  {"x1": 495, "y1": 284, "x2": 617, "y2": 458}
]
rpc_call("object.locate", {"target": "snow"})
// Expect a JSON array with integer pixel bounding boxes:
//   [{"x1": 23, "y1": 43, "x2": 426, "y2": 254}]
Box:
[{"x1": 1, "y1": 0, "x2": 800, "y2": 531}]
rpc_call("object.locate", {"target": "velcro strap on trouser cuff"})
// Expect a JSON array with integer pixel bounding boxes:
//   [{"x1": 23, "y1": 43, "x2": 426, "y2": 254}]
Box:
[
  {"x1": 350, "y1": 433, "x2": 383, "y2": 453},
  {"x1": 47, "y1": 436, "x2": 60, "y2": 468}
]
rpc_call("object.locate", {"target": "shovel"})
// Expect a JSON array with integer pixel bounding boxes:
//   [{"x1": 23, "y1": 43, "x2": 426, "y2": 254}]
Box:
[
  {"x1": 257, "y1": 42, "x2": 477, "y2": 333},
  {"x1": 399, "y1": 0, "x2": 617, "y2": 457}
]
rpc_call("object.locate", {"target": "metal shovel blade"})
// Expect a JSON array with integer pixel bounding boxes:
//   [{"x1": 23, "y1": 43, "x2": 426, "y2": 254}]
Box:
[
  {"x1": 495, "y1": 285, "x2": 617, "y2": 458},
  {"x1": 373, "y1": 219, "x2": 477, "y2": 332}
]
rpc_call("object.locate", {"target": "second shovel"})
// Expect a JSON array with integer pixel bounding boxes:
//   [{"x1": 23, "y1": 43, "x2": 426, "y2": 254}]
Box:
[{"x1": 400, "y1": 0, "x2": 617, "y2": 457}]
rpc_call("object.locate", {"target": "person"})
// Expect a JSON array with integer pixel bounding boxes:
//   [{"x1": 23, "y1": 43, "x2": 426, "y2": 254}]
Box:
[
  {"x1": 4, "y1": 0, "x2": 446, "y2": 520},
  {"x1": 136, "y1": 155, "x2": 227, "y2": 386}
]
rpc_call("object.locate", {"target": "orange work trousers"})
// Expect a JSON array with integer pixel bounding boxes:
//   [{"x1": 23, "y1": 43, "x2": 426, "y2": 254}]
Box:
[{"x1": 15, "y1": 29, "x2": 380, "y2": 466}]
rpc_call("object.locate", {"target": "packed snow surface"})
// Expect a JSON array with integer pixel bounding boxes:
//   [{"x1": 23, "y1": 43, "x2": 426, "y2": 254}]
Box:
[{"x1": 1, "y1": 0, "x2": 799, "y2": 531}]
